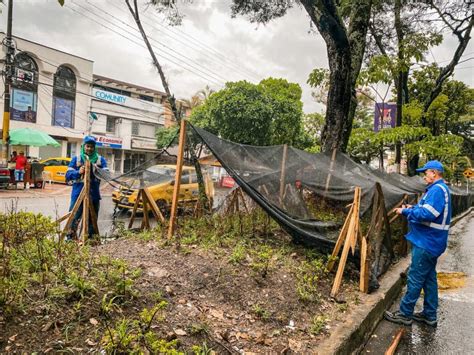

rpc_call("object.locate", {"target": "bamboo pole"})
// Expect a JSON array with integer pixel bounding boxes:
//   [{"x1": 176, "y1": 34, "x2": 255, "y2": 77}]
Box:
[
  {"x1": 167, "y1": 119, "x2": 186, "y2": 239},
  {"x1": 279, "y1": 144, "x2": 288, "y2": 203}
]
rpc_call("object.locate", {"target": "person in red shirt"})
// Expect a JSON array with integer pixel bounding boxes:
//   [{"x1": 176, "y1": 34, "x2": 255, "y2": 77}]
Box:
[{"x1": 15, "y1": 151, "x2": 27, "y2": 183}]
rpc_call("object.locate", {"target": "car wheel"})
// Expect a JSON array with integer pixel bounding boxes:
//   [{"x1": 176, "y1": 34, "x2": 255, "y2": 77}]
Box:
[{"x1": 156, "y1": 199, "x2": 169, "y2": 216}]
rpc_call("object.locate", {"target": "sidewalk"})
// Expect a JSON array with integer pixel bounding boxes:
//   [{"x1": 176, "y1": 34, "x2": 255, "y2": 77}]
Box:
[{"x1": 0, "y1": 182, "x2": 115, "y2": 198}]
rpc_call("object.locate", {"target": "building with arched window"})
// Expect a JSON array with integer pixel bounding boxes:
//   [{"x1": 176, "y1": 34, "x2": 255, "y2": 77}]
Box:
[{"x1": 0, "y1": 34, "x2": 93, "y2": 160}]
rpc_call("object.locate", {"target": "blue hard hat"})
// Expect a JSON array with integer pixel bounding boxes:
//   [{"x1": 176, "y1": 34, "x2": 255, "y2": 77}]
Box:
[
  {"x1": 83, "y1": 135, "x2": 97, "y2": 145},
  {"x1": 416, "y1": 160, "x2": 444, "y2": 173}
]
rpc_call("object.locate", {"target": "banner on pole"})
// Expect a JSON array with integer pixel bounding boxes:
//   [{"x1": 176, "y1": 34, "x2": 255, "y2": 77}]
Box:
[{"x1": 374, "y1": 102, "x2": 396, "y2": 132}]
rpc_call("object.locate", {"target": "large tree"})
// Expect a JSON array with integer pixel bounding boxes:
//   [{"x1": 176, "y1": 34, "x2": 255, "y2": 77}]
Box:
[
  {"x1": 231, "y1": 0, "x2": 373, "y2": 153},
  {"x1": 190, "y1": 79, "x2": 308, "y2": 147}
]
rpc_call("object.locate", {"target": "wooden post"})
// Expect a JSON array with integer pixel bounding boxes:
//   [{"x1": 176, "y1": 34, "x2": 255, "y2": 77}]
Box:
[
  {"x1": 279, "y1": 144, "x2": 288, "y2": 203},
  {"x1": 385, "y1": 328, "x2": 404, "y2": 355},
  {"x1": 128, "y1": 187, "x2": 166, "y2": 230},
  {"x1": 324, "y1": 148, "x2": 337, "y2": 194},
  {"x1": 80, "y1": 160, "x2": 91, "y2": 244},
  {"x1": 330, "y1": 187, "x2": 361, "y2": 298},
  {"x1": 128, "y1": 189, "x2": 142, "y2": 229},
  {"x1": 327, "y1": 203, "x2": 354, "y2": 272},
  {"x1": 167, "y1": 119, "x2": 186, "y2": 239}
]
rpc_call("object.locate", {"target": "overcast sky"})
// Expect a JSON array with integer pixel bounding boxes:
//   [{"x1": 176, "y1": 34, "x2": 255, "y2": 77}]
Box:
[{"x1": 1, "y1": 0, "x2": 472, "y2": 113}]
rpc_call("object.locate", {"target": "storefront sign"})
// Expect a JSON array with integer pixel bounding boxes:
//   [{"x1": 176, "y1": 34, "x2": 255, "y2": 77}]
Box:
[
  {"x1": 11, "y1": 88, "x2": 37, "y2": 123},
  {"x1": 92, "y1": 88, "x2": 163, "y2": 114},
  {"x1": 131, "y1": 138, "x2": 157, "y2": 150},
  {"x1": 95, "y1": 135, "x2": 123, "y2": 149},
  {"x1": 220, "y1": 176, "x2": 236, "y2": 188},
  {"x1": 53, "y1": 97, "x2": 74, "y2": 128}
]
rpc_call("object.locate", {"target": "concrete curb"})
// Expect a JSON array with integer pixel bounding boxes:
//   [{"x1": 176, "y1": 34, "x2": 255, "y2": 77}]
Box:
[
  {"x1": 451, "y1": 207, "x2": 473, "y2": 227},
  {"x1": 316, "y1": 257, "x2": 411, "y2": 355}
]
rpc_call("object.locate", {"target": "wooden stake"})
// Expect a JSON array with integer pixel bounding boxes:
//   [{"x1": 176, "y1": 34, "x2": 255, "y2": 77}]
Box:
[
  {"x1": 63, "y1": 187, "x2": 86, "y2": 237},
  {"x1": 324, "y1": 148, "x2": 337, "y2": 195},
  {"x1": 330, "y1": 187, "x2": 361, "y2": 298},
  {"x1": 279, "y1": 144, "x2": 288, "y2": 203},
  {"x1": 80, "y1": 160, "x2": 91, "y2": 243},
  {"x1": 327, "y1": 203, "x2": 354, "y2": 272},
  {"x1": 143, "y1": 187, "x2": 165, "y2": 223},
  {"x1": 128, "y1": 189, "x2": 142, "y2": 229},
  {"x1": 385, "y1": 328, "x2": 404, "y2": 355},
  {"x1": 168, "y1": 119, "x2": 186, "y2": 239}
]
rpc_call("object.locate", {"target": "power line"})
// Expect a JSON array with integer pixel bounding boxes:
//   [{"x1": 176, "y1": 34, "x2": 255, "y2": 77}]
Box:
[
  {"x1": 72, "y1": 1, "x2": 230, "y2": 85},
  {"x1": 100, "y1": 0, "x2": 260, "y2": 83},
  {"x1": 66, "y1": 2, "x2": 226, "y2": 88},
  {"x1": 129, "y1": 2, "x2": 262, "y2": 81}
]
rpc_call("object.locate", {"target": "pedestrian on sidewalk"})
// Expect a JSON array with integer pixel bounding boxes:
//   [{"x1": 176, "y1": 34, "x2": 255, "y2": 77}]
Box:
[
  {"x1": 65, "y1": 136, "x2": 108, "y2": 241},
  {"x1": 15, "y1": 151, "x2": 28, "y2": 187},
  {"x1": 384, "y1": 160, "x2": 452, "y2": 327}
]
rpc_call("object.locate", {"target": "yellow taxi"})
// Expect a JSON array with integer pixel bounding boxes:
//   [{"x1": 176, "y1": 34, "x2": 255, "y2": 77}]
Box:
[
  {"x1": 112, "y1": 164, "x2": 214, "y2": 212},
  {"x1": 40, "y1": 157, "x2": 72, "y2": 184}
]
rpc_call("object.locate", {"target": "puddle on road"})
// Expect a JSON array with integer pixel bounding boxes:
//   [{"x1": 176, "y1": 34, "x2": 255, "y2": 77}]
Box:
[{"x1": 438, "y1": 272, "x2": 467, "y2": 290}]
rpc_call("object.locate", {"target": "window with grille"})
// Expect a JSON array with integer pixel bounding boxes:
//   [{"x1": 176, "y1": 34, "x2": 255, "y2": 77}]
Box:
[
  {"x1": 106, "y1": 116, "x2": 116, "y2": 134},
  {"x1": 132, "y1": 121, "x2": 139, "y2": 136}
]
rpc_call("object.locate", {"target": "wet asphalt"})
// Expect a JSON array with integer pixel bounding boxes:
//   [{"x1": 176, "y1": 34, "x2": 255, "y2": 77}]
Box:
[{"x1": 363, "y1": 212, "x2": 474, "y2": 354}]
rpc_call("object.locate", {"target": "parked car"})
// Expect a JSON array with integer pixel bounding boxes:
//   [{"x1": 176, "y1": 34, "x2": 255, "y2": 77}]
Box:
[
  {"x1": 0, "y1": 166, "x2": 10, "y2": 189},
  {"x1": 112, "y1": 164, "x2": 214, "y2": 212},
  {"x1": 40, "y1": 157, "x2": 72, "y2": 184}
]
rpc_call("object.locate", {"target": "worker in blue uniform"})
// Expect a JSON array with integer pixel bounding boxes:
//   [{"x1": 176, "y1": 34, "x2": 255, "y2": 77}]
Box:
[
  {"x1": 385, "y1": 160, "x2": 452, "y2": 327},
  {"x1": 65, "y1": 136, "x2": 108, "y2": 241}
]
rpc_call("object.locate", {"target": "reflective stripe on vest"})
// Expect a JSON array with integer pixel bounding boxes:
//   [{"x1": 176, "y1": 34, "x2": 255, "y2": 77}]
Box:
[{"x1": 421, "y1": 184, "x2": 449, "y2": 231}]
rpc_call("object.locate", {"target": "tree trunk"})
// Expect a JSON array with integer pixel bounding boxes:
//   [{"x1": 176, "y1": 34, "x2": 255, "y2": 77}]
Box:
[
  {"x1": 300, "y1": 0, "x2": 372, "y2": 153},
  {"x1": 126, "y1": 0, "x2": 210, "y2": 210},
  {"x1": 321, "y1": 48, "x2": 353, "y2": 152}
]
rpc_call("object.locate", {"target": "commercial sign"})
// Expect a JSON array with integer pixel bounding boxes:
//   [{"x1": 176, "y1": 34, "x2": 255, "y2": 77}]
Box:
[
  {"x1": 92, "y1": 88, "x2": 163, "y2": 114},
  {"x1": 131, "y1": 138, "x2": 157, "y2": 150},
  {"x1": 220, "y1": 176, "x2": 236, "y2": 188},
  {"x1": 11, "y1": 88, "x2": 37, "y2": 123},
  {"x1": 374, "y1": 102, "x2": 396, "y2": 132},
  {"x1": 53, "y1": 97, "x2": 74, "y2": 128},
  {"x1": 95, "y1": 135, "x2": 123, "y2": 149}
]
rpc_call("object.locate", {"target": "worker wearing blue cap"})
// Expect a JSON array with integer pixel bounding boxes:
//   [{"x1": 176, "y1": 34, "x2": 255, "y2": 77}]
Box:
[
  {"x1": 65, "y1": 136, "x2": 108, "y2": 241},
  {"x1": 385, "y1": 160, "x2": 452, "y2": 327}
]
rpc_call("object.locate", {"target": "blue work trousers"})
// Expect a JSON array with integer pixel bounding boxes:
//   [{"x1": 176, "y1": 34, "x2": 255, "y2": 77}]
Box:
[
  {"x1": 68, "y1": 199, "x2": 100, "y2": 239},
  {"x1": 400, "y1": 244, "x2": 439, "y2": 321}
]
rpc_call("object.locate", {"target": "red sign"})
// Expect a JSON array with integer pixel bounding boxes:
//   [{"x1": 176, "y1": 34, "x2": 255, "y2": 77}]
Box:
[
  {"x1": 220, "y1": 176, "x2": 235, "y2": 188},
  {"x1": 95, "y1": 135, "x2": 123, "y2": 148}
]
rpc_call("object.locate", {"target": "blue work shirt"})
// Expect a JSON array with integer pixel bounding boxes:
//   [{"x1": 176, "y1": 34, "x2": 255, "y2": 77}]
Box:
[
  {"x1": 66, "y1": 155, "x2": 108, "y2": 203},
  {"x1": 402, "y1": 179, "x2": 452, "y2": 257}
]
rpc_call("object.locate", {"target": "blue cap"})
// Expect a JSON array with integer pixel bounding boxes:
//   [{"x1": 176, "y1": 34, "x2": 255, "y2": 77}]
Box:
[
  {"x1": 416, "y1": 160, "x2": 444, "y2": 173},
  {"x1": 83, "y1": 135, "x2": 97, "y2": 145}
]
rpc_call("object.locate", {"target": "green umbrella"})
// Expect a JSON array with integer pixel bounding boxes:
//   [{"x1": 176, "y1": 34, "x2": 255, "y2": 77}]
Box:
[{"x1": 7, "y1": 128, "x2": 61, "y2": 147}]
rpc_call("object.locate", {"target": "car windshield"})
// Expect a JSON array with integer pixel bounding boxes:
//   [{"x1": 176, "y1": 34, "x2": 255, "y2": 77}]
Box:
[{"x1": 143, "y1": 165, "x2": 175, "y2": 184}]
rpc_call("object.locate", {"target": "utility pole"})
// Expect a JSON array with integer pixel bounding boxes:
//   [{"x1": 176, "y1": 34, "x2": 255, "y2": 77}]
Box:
[{"x1": 1, "y1": 0, "x2": 15, "y2": 166}]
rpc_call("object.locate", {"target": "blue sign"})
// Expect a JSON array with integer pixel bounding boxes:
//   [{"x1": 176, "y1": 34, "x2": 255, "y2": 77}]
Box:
[
  {"x1": 53, "y1": 97, "x2": 74, "y2": 128},
  {"x1": 11, "y1": 88, "x2": 37, "y2": 122},
  {"x1": 93, "y1": 88, "x2": 127, "y2": 104}
]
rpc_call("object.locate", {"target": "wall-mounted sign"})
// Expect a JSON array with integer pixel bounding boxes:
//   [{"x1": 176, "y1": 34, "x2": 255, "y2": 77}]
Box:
[
  {"x1": 131, "y1": 138, "x2": 157, "y2": 150},
  {"x1": 53, "y1": 97, "x2": 74, "y2": 128},
  {"x1": 95, "y1": 135, "x2": 123, "y2": 149},
  {"x1": 11, "y1": 88, "x2": 37, "y2": 123},
  {"x1": 92, "y1": 88, "x2": 163, "y2": 114},
  {"x1": 374, "y1": 102, "x2": 396, "y2": 132}
]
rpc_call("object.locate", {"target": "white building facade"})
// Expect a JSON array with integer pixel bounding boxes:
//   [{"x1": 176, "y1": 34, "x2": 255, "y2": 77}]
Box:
[
  {"x1": 0, "y1": 34, "x2": 93, "y2": 160},
  {"x1": 90, "y1": 75, "x2": 173, "y2": 174},
  {"x1": 0, "y1": 36, "x2": 179, "y2": 174}
]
